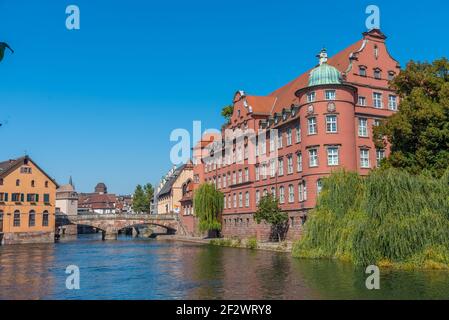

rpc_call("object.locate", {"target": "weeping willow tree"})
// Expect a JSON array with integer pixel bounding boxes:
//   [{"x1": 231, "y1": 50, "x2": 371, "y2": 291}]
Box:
[
  {"x1": 293, "y1": 169, "x2": 449, "y2": 269},
  {"x1": 193, "y1": 183, "x2": 224, "y2": 235}
]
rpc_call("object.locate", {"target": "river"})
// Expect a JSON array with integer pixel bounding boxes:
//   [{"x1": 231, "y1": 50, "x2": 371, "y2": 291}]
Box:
[{"x1": 0, "y1": 234, "x2": 448, "y2": 300}]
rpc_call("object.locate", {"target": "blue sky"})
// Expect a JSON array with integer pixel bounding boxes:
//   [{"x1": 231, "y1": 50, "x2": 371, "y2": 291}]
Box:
[{"x1": 0, "y1": 0, "x2": 448, "y2": 194}]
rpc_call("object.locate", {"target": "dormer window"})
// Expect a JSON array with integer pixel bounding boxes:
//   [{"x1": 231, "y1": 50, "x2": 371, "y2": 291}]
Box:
[
  {"x1": 388, "y1": 71, "x2": 395, "y2": 81},
  {"x1": 374, "y1": 68, "x2": 382, "y2": 80},
  {"x1": 359, "y1": 66, "x2": 367, "y2": 77}
]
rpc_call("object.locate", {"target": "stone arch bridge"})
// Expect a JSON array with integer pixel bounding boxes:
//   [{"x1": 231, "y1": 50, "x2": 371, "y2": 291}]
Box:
[{"x1": 56, "y1": 214, "x2": 180, "y2": 240}]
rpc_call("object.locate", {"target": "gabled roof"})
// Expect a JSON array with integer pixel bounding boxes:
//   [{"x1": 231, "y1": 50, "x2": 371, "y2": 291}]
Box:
[{"x1": 0, "y1": 156, "x2": 59, "y2": 188}]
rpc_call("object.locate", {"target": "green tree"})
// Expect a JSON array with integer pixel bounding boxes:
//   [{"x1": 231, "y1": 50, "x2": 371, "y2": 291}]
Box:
[
  {"x1": 221, "y1": 105, "x2": 234, "y2": 123},
  {"x1": 374, "y1": 58, "x2": 449, "y2": 177},
  {"x1": 254, "y1": 195, "x2": 289, "y2": 242},
  {"x1": 193, "y1": 183, "x2": 223, "y2": 236},
  {"x1": 132, "y1": 184, "x2": 146, "y2": 213},
  {"x1": 143, "y1": 183, "x2": 154, "y2": 209},
  {"x1": 132, "y1": 183, "x2": 154, "y2": 213}
]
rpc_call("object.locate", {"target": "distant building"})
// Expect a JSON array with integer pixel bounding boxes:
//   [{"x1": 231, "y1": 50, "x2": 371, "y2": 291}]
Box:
[
  {"x1": 0, "y1": 156, "x2": 58, "y2": 245},
  {"x1": 78, "y1": 183, "x2": 117, "y2": 214},
  {"x1": 56, "y1": 177, "x2": 78, "y2": 216},
  {"x1": 55, "y1": 177, "x2": 79, "y2": 236},
  {"x1": 116, "y1": 195, "x2": 133, "y2": 214}
]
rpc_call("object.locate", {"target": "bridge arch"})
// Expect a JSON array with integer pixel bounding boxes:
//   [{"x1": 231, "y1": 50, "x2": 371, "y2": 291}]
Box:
[{"x1": 56, "y1": 214, "x2": 179, "y2": 240}]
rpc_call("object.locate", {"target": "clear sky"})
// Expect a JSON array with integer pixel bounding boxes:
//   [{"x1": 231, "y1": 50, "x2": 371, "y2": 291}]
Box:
[{"x1": 0, "y1": 0, "x2": 448, "y2": 194}]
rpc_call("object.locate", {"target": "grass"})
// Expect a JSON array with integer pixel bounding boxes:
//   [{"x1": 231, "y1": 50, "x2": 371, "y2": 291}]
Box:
[{"x1": 292, "y1": 168, "x2": 449, "y2": 270}]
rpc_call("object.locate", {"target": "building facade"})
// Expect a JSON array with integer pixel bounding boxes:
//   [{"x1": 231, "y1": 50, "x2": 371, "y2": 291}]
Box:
[
  {"x1": 157, "y1": 162, "x2": 194, "y2": 215},
  {"x1": 191, "y1": 29, "x2": 400, "y2": 241},
  {"x1": 0, "y1": 156, "x2": 58, "y2": 245}
]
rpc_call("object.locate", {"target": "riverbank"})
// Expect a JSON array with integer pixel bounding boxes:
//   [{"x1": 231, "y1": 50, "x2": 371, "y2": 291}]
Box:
[{"x1": 156, "y1": 235, "x2": 293, "y2": 253}]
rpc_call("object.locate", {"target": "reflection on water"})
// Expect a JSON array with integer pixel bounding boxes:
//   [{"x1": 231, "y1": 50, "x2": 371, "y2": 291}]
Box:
[{"x1": 0, "y1": 234, "x2": 448, "y2": 300}]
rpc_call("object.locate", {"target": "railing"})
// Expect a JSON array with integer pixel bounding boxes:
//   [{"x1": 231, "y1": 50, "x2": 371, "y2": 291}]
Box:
[{"x1": 67, "y1": 213, "x2": 177, "y2": 220}]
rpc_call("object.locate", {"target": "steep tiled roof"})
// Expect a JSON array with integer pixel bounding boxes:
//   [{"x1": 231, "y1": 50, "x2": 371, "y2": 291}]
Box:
[
  {"x1": 0, "y1": 156, "x2": 59, "y2": 187},
  {"x1": 246, "y1": 96, "x2": 277, "y2": 114},
  {"x1": 268, "y1": 39, "x2": 364, "y2": 114},
  {"x1": 158, "y1": 164, "x2": 187, "y2": 198}
]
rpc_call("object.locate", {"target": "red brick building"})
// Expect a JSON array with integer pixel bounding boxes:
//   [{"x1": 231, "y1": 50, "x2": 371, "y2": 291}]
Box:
[{"x1": 187, "y1": 29, "x2": 400, "y2": 240}]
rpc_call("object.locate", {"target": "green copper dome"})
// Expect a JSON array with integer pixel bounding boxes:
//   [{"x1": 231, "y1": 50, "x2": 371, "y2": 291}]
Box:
[{"x1": 308, "y1": 49, "x2": 342, "y2": 87}]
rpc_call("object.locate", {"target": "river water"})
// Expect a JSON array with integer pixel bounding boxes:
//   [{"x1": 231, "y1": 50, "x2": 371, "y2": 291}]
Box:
[{"x1": 0, "y1": 234, "x2": 448, "y2": 300}]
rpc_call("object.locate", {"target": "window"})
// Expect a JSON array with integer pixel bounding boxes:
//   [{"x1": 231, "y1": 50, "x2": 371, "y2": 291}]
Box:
[
  {"x1": 0, "y1": 193, "x2": 8, "y2": 202},
  {"x1": 27, "y1": 193, "x2": 39, "y2": 202},
  {"x1": 277, "y1": 130, "x2": 283, "y2": 148},
  {"x1": 245, "y1": 168, "x2": 249, "y2": 182},
  {"x1": 13, "y1": 211, "x2": 20, "y2": 227},
  {"x1": 388, "y1": 71, "x2": 395, "y2": 81},
  {"x1": 263, "y1": 189, "x2": 268, "y2": 197},
  {"x1": 373, "y1": 92, "x2": 383, "y2": 108},
  {"x1": 223, "y1": 195, "x2": 226, "y2": 209},
  {"x1": 326, "y1": 115, "x2": 337, "y2": 133},
  {"x1": 360, "y1": 149, "x2": 370, "y2": 168},
  {"x1": 227, "y1": 173, "x2": 231, "y2": 186},
  {"x1": 317, "y1": 179, "x2": 323, "y2": 195},
  {"x1": 325, "y1": 90, "x2": 336, "y2": 100},
  {"x1": 20, "y1": 167, "x2": 32, "y2": 174},
  {"x1": 309, "y1": 149, "x2": 318, "y2": 167},
  {"x1": 295, "y1": 123, "x2": 301, "y2": 143},
  {"x1": 307, "y1": 91, "x2": 316, "y2": 103},
  {"x1": 217, "y1": 176, "x2": 221, "y2": 189},
  {"x1": 388, "y1": 95, "x2": 398, "y2": 111},
  {"x1": 233, "y1": 194, "x2": 237, "y2": 208},
  {"x1": 31, "y1": 180, "x2": 35, "y2": 187},
  {"x1": 269, "y1": 132, "x2": 276, "y2": 152},
  {"x1": 261, "y1": 163, "x2": 267, "y2": 179},
  {"x1": 43, "y1": 211, "x2": 49, "y2": 227},
  {"x1": 271, "y1": 187, "x2": 276, "y2": 199},
  {"x1": 29, "y1": 210, "x2": 36, "y2": 227},
  {"x1": 0, "y1": 178, "x2": 3, "y2": 185},
  {"x1": 222, "y1": 174, "x2": 226, "y2": 188},
  {"x1": 296, "y1": 153, "x2": 303, "y2": 172},
  {"x1": 232, "y1": 171, "x2": 236, "y2": 184},
  {"x1": 16, "y1": 179, "x2": 20, "y2": 186},
  {"x1": 376, "y1": 149, "x2": 386, "y2": 167},
  {"x1": 359, "y1": 66, "x2": 367, "y2": 77},
  {"x1": 270, "y1": 159, "x2": 276, "y2": 178},
  {"x1": 287, "y1": 155, "x2": 294, "y2": 174},
  {"x1": 255, "y1": 166, "x2": 260, "y2": 181},
  {"x1": 278, "y1": 158, "x2": 284, "y2": 176},
  {"x1": 279, "y1": 187, "x2": 285, "y2": 204},
  {"x1": 0, "y1": 210, "x2": 3, "y2": 232},
  {"x1": 238, "y1": 193, "x2": 243, "y2": 208},
  {"x1": 299, "y1": 181, "x2": 307, "y2": 202},
  {"x1": 374, "y1": 69, "x2": 382, "y2": 79},
  {"x1": 286, "y1": 128, "x2": 292, "y2": 145},
  {"x1": 327, "y1": 147, "x2": 339, "y2": 166},
  {"x1": 308, "y1": 117, "x2": 317, "y2": 135},
  {"x1": 358, "y1": 118, "x2": 368, "y2": 137},
  {"x1": 245, "y1": 192, "x2": 250, "y2": 207},
  {"x1": 260, "y1": 136, "x2": 266, "y2": 155},
  {"x1": 288, "y1": 185, "x2": 294, "y2": 203},
  {"x1": 358, "y1": 96, "x2": 367, "y2": 106},
  {"x1": 228, "y1": 195, "x2": 231, "y2": 209},
  {"x1": 238, "y1": 170, "x2": 243, "y2": 184},
  {"x1": 256, "y1": 190, "x2": 260, "y2": 205}
]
